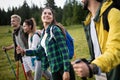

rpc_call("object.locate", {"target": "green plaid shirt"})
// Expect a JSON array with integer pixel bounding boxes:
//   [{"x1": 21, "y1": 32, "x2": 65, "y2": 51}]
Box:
[{"x1": 26, "y1": 25, "x2": 70, "y2": 73}]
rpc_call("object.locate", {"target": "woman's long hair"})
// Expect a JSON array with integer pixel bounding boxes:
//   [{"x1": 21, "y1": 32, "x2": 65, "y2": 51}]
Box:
[
  {"x1": 24, "y1": 18, "x2": 36, "y2": 33},
  {"x1": 42, "y1": 7, "x2": 66, "y2": 37}
]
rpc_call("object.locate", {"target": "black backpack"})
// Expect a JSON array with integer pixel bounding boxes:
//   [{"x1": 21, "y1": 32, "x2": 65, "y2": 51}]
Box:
[{"x1": 102, "y1": 0, "x2": 120, "y2": 32}]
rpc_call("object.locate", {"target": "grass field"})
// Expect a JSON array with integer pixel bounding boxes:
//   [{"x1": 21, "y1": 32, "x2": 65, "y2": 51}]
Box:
[{"x1": 0, "y1": 25, "x2": 94, "y2": 80}]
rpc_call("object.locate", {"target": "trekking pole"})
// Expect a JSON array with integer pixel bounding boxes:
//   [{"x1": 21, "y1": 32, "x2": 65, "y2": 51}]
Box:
[
  {"x1": 16, "y1": 61, "x2": 19, "y2": 80},
  {"x1": 4, "y1": 50, "x2": 16, "y2": 78},
  {"x1": 19, "y1": 56, "x2": 27, "y2": 80}
]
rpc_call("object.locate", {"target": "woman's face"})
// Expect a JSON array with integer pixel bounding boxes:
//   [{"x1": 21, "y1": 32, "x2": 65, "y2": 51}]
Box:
[
  {"x1": 23, "y1": 22, "x2": 31, "y2": 33},
  {"x1": 41, "y1": 8, "x2": 53, "y2": 25}
]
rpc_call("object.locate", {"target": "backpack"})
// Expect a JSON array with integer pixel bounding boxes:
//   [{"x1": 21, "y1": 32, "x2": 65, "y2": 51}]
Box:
[
  {"x1": 50, "y1": 26, "x2": 74, "y2": 59},
  {"x1": 102, "y1": 0, "x2": 120, "y2": 31}
]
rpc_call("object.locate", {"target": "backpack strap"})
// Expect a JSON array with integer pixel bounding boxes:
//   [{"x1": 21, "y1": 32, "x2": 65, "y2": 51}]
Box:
[
  {"x1": 30, "y1": 32, "x2": 41, "y2": 43},
  {"x1": 50, "y1": 26, "x2": 56, "y2": 41},
  {"x1": 102, "y1": 4, "x2": 113, "y2": 32},
  {"x1": 50, "y1": 25, "x2": 66, "y2": 40},
  {"x1": 35, "y1": 32, "x2": 40, "y2": 37},
  {"x1": 113, "y1": 0, "x2": 120, "y2": 10}
]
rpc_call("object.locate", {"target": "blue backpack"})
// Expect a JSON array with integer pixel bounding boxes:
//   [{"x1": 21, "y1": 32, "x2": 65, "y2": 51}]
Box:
[
  {"x1": 65, "y1": 31, "x2": 74, "y2": 59},
  {"x1": 50, "y1": 26, "x2": 74, "y2": 59}
]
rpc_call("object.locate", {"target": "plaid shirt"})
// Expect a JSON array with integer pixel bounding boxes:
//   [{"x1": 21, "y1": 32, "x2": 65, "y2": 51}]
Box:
[{"x1": 26, "y1": 25, "x2": 70, "y2": 73}]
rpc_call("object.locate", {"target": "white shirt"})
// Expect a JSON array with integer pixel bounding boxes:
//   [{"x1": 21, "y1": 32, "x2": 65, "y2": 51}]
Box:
[
  {"x1": 41, "y1": 31, "x2": 48, "y2": 56},
  {"x1": 90, "y1": 17, "x2": 101, "y2": 58},
  {"x1": 90, "y1": 17, "x2": 107, "y2": 80},
  {"x1": 29, "y1": 34, "x2": 40, "y2": 49}
]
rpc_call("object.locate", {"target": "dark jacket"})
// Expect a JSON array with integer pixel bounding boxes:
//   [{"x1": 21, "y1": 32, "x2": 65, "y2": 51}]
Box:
[{"x1": 12, "y1": 26, "x2": 28, "y2": 61}]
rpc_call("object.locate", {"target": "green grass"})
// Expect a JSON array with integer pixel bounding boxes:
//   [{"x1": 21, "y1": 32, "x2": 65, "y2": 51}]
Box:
[{"x1": 0, "y1": 25, "x2": 94, "y2": 80}]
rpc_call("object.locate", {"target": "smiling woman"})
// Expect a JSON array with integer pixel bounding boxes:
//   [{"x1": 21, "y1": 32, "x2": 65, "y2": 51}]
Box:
[
  {"x1": 0, "y1": 0, "x2": 65, "y2": 12},
  {"x1": 16, "y1": 7, "x2": 76, "y2": 80}
]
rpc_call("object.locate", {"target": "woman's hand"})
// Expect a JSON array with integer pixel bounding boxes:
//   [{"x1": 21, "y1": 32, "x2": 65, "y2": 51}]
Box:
[
  {"x1": 16, "y1": 46, "x2": 25, "y2": 55},
  {"x1": 63, "y1": 72, "x2": 70, "y2": 80}
]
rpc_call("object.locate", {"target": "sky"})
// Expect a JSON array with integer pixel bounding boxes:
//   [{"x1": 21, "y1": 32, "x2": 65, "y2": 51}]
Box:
[{"x1": 0, "y1": 0, "x2": 66, "y2": 11}]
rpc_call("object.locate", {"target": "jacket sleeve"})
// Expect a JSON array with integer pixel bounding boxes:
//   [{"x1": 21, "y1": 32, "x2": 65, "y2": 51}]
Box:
[
  {"x1": 25, "y1": 44, "x2": 43, "y2": 58},
  {"x1": 92, "y1": 8, "x2": 120, "y2": 72},
  {"x1": 53, "y1": 26, "x2": 70, "y2": 72}
]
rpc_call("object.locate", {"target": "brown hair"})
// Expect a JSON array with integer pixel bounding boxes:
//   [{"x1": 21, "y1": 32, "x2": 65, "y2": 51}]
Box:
[
  {"x1": 24, "y1": 18, "x2": 36, "y2": 33},
  {"x1": 42, "y1": 7, "x2": 66, "y2": 37}
]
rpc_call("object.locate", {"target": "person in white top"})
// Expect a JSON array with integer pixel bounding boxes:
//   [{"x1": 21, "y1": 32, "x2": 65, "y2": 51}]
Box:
[{"x1": 22, "y1": 18, "x2": 52, "y2": 80}]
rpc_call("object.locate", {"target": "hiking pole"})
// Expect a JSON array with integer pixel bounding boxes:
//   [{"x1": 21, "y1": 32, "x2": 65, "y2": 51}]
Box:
[
  {"x1": 15, "y1": 39, "x2": 27, "y2": 80},
  {"x1": 4, "y1": 50, "x2": 16, "y2": 78},
  {"x1": 19, "y1": 56, "x2": 27, "y2": 80},
  {"x1": 16, "y1": 60, "x2": 19, "y2": 80}
]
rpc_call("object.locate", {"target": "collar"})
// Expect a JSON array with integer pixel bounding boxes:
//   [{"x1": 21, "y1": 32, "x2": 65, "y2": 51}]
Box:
[
  {"x1": 13, "y1": 26, "x2": 21, "y2": 36},
  {"x1": 94, "y1": 3, "x2": 102, "y2": 22},
  {"x1": 44, "y1": 24, "x2": 54, "y2": 33},
  {"x1": 42, "y1": 24, "x2": 53, "y2": 37}
]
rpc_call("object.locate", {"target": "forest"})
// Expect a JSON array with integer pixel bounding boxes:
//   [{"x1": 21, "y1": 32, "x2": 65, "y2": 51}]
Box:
[{"x1": 0, "y1": 0, "x2": 88, "y2": 28}]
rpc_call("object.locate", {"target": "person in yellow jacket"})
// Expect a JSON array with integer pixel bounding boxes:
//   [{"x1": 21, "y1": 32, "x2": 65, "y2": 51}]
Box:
[{"x1": 73, "y1": 0, "x2": 120, "y2": 80}]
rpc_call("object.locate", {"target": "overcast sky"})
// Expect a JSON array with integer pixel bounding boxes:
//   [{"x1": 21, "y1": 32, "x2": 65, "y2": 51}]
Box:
[{"x1": 0, "y1": 0, "x2": 66, "y2": 11}]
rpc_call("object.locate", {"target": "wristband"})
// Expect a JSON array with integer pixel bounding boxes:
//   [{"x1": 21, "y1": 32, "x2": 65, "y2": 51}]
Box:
[
  {"x1": 86, "y1": 63, "x2": 93, "y2": 78},
  {"x1": 91, "y1": 63, "x2": 99, "y2": 74},
  {"x1": 81, "y1": 58, "x2": 93, "y2": 78}
]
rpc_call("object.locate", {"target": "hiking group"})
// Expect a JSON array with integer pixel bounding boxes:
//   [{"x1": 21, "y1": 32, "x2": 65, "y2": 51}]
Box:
[{"x1": 2, "y1": 0, "x2": 120, "y2": 80}]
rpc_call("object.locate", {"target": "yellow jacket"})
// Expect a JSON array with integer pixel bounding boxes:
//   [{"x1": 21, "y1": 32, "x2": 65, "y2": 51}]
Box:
[{"x1": 83, "y1": 0, "x2": 120, "y2": 72}]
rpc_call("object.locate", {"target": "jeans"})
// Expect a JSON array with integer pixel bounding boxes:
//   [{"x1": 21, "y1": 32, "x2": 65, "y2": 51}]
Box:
[{"x1": 34, "y1": 60, "x2": 52, "y2": 80}]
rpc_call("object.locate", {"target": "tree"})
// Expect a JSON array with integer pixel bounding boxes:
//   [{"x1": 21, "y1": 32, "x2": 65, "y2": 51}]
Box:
[
  {"x1": 62, "y1": 0, "x2": 73, "y2": 26},
  {"x1": 18, "y1": 0, "x2": 31, "y2": 23},
  {"x1": 55, "y1": 7, "x2": 63, "y2": 22},
  {"x1": 72, "y1": 1, "x2": 82, "y2": 24},
  {"x1": 0, "y1": 9, "x2": 8, "y2": 25},
  {"x1": 0, "y1": 0, "x2": 87, "y2": 26},
  {"x1": 45, "y1": 0, "x2": 57, "y2": 10},
  {"x1": 30, "y1": 4, "x2": 42, "y2": 28}
]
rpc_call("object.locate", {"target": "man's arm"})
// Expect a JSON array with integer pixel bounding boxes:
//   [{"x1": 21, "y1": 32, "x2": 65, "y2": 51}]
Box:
[{"x1": 2, "y1": 44, "x2": 14, "y2": 51}]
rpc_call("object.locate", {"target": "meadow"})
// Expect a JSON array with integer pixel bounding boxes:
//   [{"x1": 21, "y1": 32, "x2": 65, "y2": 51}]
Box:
[{"x1": 0, "y1": 25, "x2": 94, "y2": 80}]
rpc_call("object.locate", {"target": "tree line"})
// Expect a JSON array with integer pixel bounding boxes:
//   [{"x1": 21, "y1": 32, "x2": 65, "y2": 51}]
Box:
[{"x1": 0, "y1": 0, "x2": 88, "y2": 28}]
